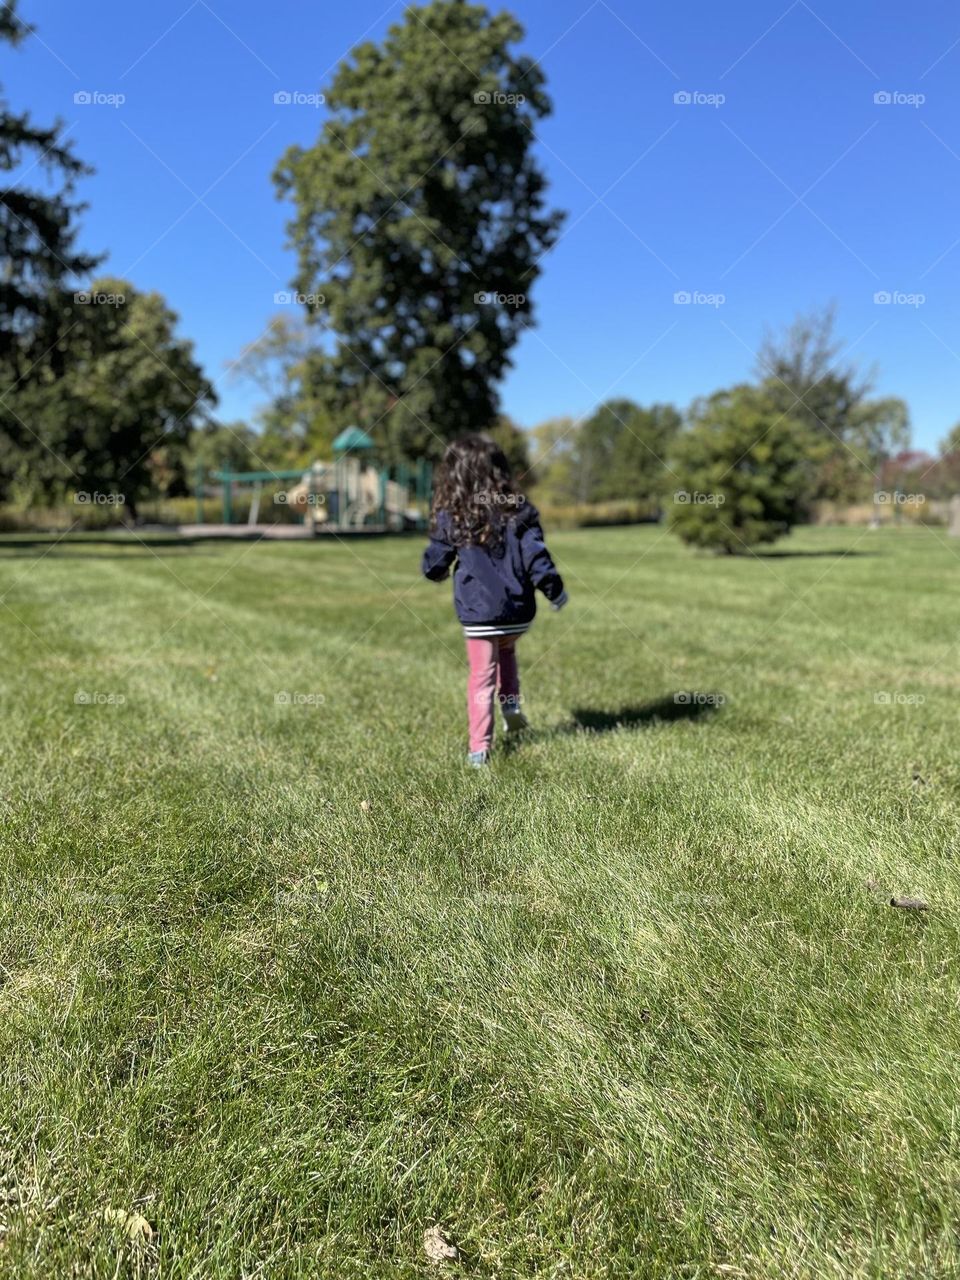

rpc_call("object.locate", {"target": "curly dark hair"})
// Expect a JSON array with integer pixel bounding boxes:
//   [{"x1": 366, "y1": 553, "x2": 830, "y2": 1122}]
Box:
[{"x1": 431, "y1": 434, "x2": 526, "y2": 547}]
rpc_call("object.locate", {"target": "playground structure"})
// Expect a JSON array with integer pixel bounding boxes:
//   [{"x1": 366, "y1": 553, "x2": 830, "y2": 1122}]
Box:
[{"x1": 206, "y1": 427, "x2": 432, "y2": 533}]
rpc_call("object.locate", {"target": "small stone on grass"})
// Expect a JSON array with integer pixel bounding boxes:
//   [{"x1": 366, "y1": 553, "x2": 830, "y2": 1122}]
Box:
[{"x1": 423, "y1": 1224, "x2": 459, "y2": 1263}]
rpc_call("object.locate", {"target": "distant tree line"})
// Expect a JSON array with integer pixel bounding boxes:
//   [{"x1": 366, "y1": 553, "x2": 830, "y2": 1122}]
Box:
[
  {"x1": 3, "y1": 0, "x2": 960, "y2": 554},
  {"x1": 529, "y1": 306, "x2": 930, "y2": 552}
]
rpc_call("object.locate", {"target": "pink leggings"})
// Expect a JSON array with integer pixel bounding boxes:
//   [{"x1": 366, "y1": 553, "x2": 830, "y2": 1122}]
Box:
[{"x1": 466, "y1": 635, "x2": 520, "y2": 753}]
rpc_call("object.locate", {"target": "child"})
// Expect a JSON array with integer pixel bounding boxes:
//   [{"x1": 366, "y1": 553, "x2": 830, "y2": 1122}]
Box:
[{"x1": 421, "y1": 434, "x2": 567, "y2": 766}]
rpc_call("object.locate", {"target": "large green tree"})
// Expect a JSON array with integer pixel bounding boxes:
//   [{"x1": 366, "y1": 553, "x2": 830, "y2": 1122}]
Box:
[
  {"x1": 756, "y1": 307, "x2": 909, "y2": 502},
  {"x1": 669, "y1": 386, "x2": 814, "y2": 553},
  {"x1": 1, "y1": 0, "x2": 102, "y2": 499},
  {"x1": 528, "y1": 403, "x2": 680, "y2": 506},
  {"x1": 528, "y1": 415, "x2": 579, "y2": 503},
  {"x1": 939, "y1": 421, "x2": 960, "y2": 458},
  {"x1": 273, "y1": 0, "x2": 563, "y2": 462},
  {"x1": 185, "y1": 420, "x2": 262, "y2": 482},
  {"x1": 577, "y1": 399, "x2": 681, "y2": 504},
  {"x1": 230, "y1": 315, "x2": 338, "y2": 468},
  {"x1": 487, "y1": 414, "x2": 530, "y2": 481},
  {"x1": 2, "y1": 278, "x2": 216, "y2": 513}
]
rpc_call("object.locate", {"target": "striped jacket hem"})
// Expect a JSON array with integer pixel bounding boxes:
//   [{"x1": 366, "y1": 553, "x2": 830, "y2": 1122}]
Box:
[{"x1": 462, "y1": 621, "x2": 531, "y2": 638}]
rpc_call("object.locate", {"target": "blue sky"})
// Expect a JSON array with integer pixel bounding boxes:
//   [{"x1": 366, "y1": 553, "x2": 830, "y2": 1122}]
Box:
[{"x1": 6, "y1": 0, "x2": 960, "y2": 451}]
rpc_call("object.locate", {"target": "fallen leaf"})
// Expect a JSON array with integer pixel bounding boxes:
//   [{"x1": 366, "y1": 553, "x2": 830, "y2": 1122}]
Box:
[{"x1": 102, "y1": 1207, "x2": 154, "y2": 1242}]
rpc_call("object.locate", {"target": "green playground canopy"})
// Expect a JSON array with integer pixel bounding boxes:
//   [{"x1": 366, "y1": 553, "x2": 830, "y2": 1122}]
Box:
[{"x1": 332, "y1": 426, "x2": 375, "y2": 453}]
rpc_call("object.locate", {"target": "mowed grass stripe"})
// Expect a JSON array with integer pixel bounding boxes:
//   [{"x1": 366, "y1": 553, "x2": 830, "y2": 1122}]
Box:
[{"x1": 1, "y1": 525, "x2": 959, "y2": 1277}]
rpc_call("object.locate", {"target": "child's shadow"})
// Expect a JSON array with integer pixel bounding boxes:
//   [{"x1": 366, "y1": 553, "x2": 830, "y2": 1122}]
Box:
[
  {"x1": 570, "y1": 693, "x2": 724, "y2": 733},
  {"x1": 503, "y1": 692, "x2": 723, "y2": 752}
]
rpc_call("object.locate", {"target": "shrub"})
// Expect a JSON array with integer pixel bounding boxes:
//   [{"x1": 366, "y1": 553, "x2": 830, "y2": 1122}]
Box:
[{"x1": 669, "y1": 386, "x2": 814, "y2": 553}]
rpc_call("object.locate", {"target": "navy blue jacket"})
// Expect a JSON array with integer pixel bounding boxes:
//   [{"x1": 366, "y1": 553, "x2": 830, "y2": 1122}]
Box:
[{"x1": 421, "y1": 502, "x2": 566, "y2": 631}]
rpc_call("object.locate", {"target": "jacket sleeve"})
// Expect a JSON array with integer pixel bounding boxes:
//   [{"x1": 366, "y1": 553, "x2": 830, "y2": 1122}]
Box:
[
  {"x1": 421, "y1": 515, "x2": 457, "y2": 582},
  {"x1": 519, "y1": 509, "x2": 567, "y2": 608}
]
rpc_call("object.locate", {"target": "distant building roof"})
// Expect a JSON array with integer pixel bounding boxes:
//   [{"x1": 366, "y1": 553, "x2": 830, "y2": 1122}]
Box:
[{"x1": 333, "y1": 426, "x2": 375, "y2": 452}]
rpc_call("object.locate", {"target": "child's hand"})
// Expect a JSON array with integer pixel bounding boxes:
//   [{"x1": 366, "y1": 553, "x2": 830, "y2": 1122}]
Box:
[{"x1": 550, "y1": 590, "x2": 568, "y2": 611}]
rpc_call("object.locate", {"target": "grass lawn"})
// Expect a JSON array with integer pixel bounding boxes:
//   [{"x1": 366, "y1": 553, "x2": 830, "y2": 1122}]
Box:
[{"x1": 1, "y1": 522, "x2": 959, "y2": 1279}]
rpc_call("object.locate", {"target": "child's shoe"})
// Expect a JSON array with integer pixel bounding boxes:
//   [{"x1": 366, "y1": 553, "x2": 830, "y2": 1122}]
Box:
[
  {"x1": 467, "y1": 750, "x2": 490, "y2": 768},
  {"x1": 501, "y1": 697, "x2": 529, "y2": 735}
]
